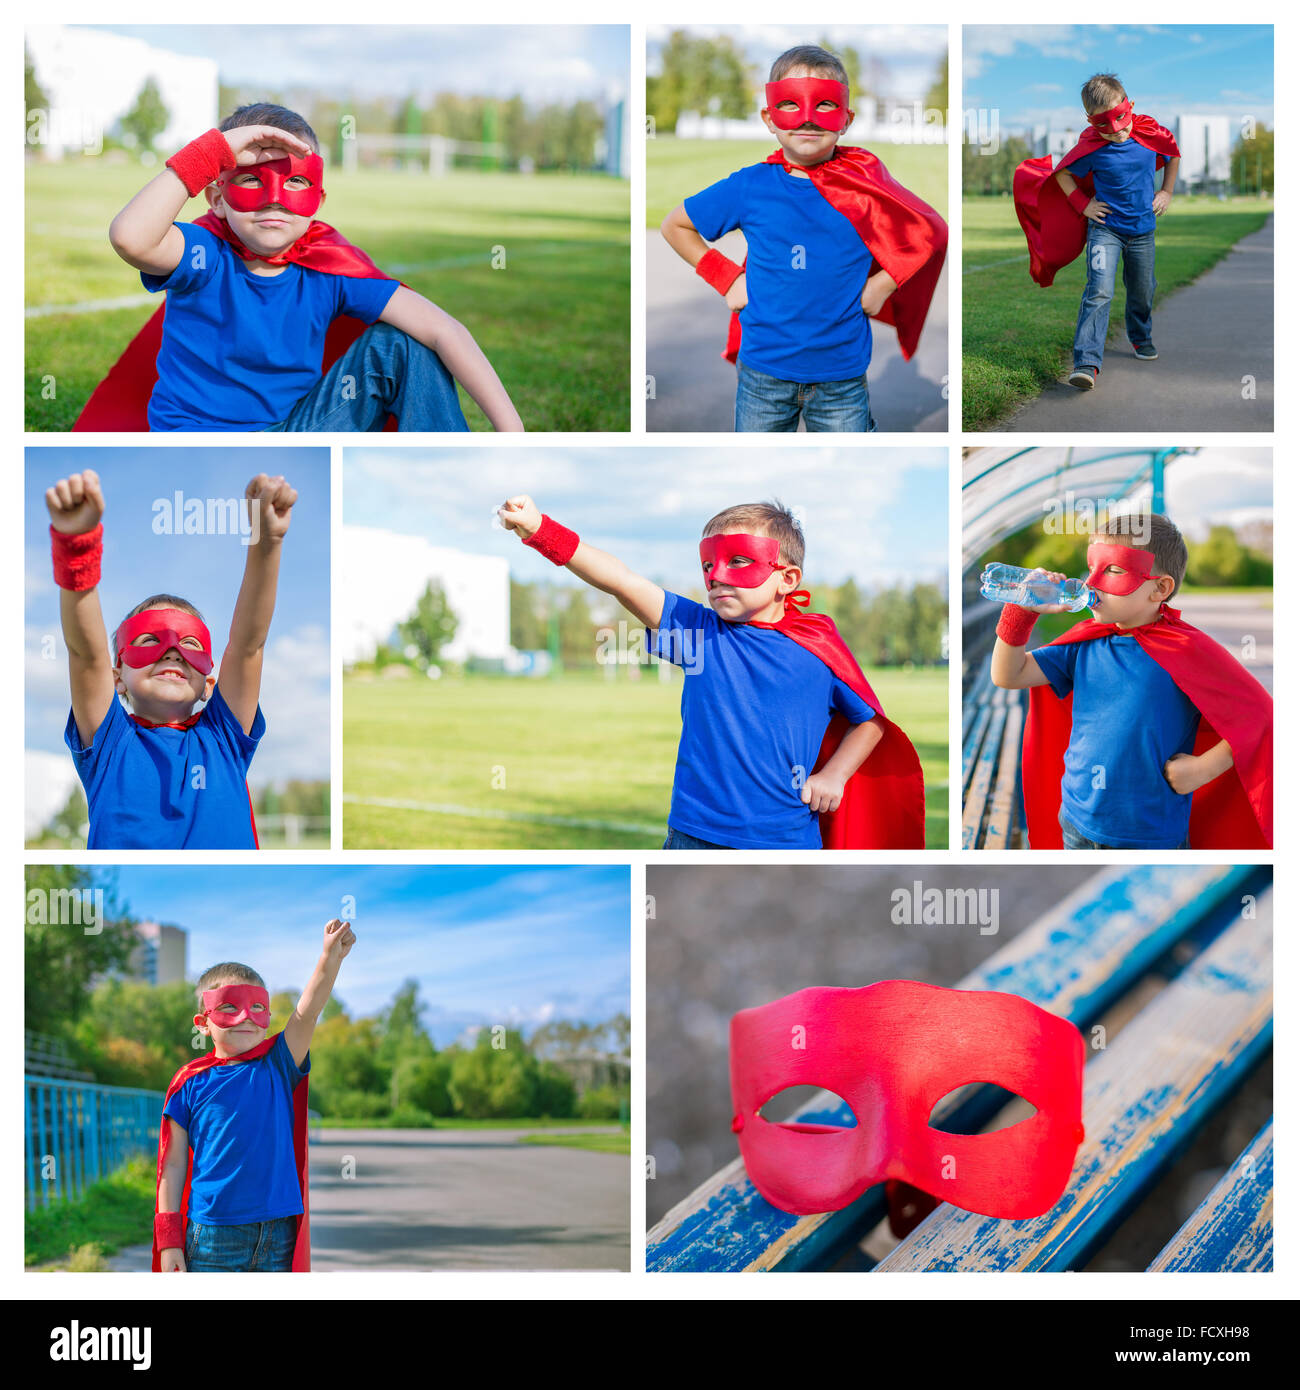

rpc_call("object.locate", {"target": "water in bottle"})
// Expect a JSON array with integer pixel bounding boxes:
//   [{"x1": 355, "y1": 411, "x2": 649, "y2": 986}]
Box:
[{"x1": 980, "y1": 562, "x2": 1097, "y2": 613}]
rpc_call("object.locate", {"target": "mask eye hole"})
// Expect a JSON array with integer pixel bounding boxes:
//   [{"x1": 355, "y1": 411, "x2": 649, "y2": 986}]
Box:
[
  {"x1": 758, "y1": 1086, "x2": 858, "y2": 1131},
  {"x1": 928, "y1": 1084, "x2": 1038, "y2": 1134}
]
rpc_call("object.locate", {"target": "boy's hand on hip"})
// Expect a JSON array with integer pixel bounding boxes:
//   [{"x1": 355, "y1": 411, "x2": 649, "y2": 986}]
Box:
[
  {"x1": 1152, "y1": 190, "x2": 1172, "y2": 216},
  {"x1": 800, "y1": 770, "x2": 847, "y2": 815},
  {"x1": 1084, "y1": 199, "x2": 1110, "y2": 223},
  {"x1": 46, "y1": 470, "x2": 105, "y2": 535},
  {"x1": 246, "y1": 473, "x2": 297, "y2": 546},
  {"x1": 499, "y1": 495, "x2": 542, "y2": 539},
  {"x1": 160, "y1": 1249, "x2": 186, "y2": 1273},
  {"x1": 1163, "y1": 752, "x2": 1206, "y2": 796},
  {"x1": 224, "y1": 124, "x2": 315, "y2": 165},
  {"x1": 724, "y1": 274, "x2": 747, "y2": 312},
  {"x1": 323, "y1": 918, "x2": 356, "y2": 961},
  {"x1": 860, "y1": 270, "x2": 898, "y2": 318}
]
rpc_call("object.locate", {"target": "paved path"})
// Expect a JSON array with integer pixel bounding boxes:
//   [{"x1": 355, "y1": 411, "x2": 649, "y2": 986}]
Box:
[
  {"x1": 107, "y1": 1125, "x2": 629, "y2": 1273},
  {"x1": 1174, "y1": 592, "x2": 1272, "y2": 693},
  {"x1": 646, "y1": 229, "x2": 948, "y2": 432},
  {"x1": 1006, "y1": 217, "x2": 1273, "y2": 432}
]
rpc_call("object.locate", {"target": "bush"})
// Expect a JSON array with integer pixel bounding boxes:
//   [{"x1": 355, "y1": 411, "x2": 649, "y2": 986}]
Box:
[
  {"x1": 576, "y1": 1085, "x2": 624, "y2": 1120},
  {"x1": 322, "y1": 1089, "x2": 389, "y2": 1121},
  {"x1": 387, "y1": 1104, "x2": 436, "y2": 1129}
]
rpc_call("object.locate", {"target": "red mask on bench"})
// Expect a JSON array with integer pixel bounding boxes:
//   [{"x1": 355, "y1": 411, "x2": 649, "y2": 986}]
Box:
[
  {"x1": 764, "y1": 78, "x2": 851, "y2": 132},
  {"x1": 195, "y1": 985, "x2": 271, "y2": 1031},
  {"x1": 115, "y1": 608, "x2": 214, "y2": 675},
  {"x1": 730, "y1": 981, "x2": 1086, "y2": 1219},
  {"x1": 218, "y1": 153, "x2": 325, "y2": 217},
  {"x1": 1088, "y1": 99, "x2": 1133, "y2": 134},
  {"x1": 699, "y1": 533, "x2": 784, "y2": 589},
  {"x1": 1085, "y1": 542, "x2": 1156, "y2": 596}
]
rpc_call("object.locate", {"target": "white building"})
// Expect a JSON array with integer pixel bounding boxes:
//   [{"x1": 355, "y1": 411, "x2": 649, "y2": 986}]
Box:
[
  {"x1": 341, "y1": 526, "x2": 511, "y2": 667},
  {"x1": 1175, "y1": 114, "x2": 1232, "y2": 192},
  {"x1": 26, "y1": 25, "x2": 218, "y2": 159}
]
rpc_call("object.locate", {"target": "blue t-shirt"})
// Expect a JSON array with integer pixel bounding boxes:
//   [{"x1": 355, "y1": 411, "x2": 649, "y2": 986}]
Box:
[
  {"x1": 65, "y1": 682, "x2": 264, "y2": 849},
  {"x1": 685, "y1": 163, "x2": 873, "y2": 383},
  {"x1": 1063, "y1": 138, "x2": 1159, "y2": 237},
  {"x1": 1031, "y1": 634, "x2": 1201, "y2": 848},
  {"x1": 164, "y1": 1031, "x2": 308, "y2": 1226},
  {"x1": 651, "y1": 592, "x2": 876, "y2": 848},
  {"x1": 143, "y1": 222, "x2": 400, "y2": 430}
]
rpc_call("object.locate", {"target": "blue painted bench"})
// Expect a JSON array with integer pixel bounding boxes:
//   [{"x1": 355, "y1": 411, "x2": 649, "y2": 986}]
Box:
[
  {"x1": 961, "y1": 664, "x2": 1025, "y2": 849},
  {"x1": 647, "y1": 864, "x2": 1272, "y2": 1273}
]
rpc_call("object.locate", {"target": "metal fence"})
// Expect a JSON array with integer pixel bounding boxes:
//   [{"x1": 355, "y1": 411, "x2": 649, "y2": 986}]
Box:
[{"x1": 24, "y1": 1076, "x2": 162, "y2": 1211}]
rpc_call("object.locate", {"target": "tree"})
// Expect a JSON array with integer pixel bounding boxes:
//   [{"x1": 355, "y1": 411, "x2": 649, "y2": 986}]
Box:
[
  {"x1": 1231, "y1": 123, "x2": 1273, "y2": 196},
  {"x1": 25, "y1": 47, "x2": 49, "y2": 149},
  {"x1": 122, "y1": 77, "x2": 169, "y2": 157},
  {"x1": 648, "y1": 30, "x2": 753, "y2": 133},
  {"x1": 1187, "y1": 525, "x2": 1250, "y2": 588},
  {"x1": 397, "y1": 581, "x2": 458, "y2": 667},
  {"x1": 926, "y1": 53, "x2": 949, "y2": 119}
]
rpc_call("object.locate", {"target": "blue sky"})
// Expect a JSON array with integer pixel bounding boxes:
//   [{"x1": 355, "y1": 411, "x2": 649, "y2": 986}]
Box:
[
  {"x1": 647, "y1": 25, "x2": 947, "y2": 101},
  {"x1": 25, "y1": 448, "x2": 330, "y2": 798},
  {"x1": 964, "y1": 25, "x2": 1274, "y2": 133},
  {"x1": 344, "y1": 447, "x2": 949, "y2": 590},
  {"x1": 88, "y1": 25, "x2": 629, "y2": 103},
  {"x1": 107, "y1": 864, "x2": 630, "y2": 1044}
]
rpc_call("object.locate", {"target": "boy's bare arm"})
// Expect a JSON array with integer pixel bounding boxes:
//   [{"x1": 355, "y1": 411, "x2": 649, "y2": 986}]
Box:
[
  {"x1": 378, "y1": 287, "x2": 524, "y2": 431},
  {"x1": 47, "y1": 471, "x2": 116, "y2": 745},
  {"x1": 1165, "y1": 737, "x2": 1232, "y2": 796},
  {"x1": 157, "y1": 1119, "x2": 189, "y2": 1271},
  {"x1": 990, "y1": 638, "x2": 1053, "y2": 689},
  {"x1": 1053, "y1": 168, "x2": 1109, "y2": 222},
  {"x1": 283, "y1": 919, "x2": 356, "y2": 1068},
  {"x1": 661, "y1": 203, "x2": 747, "y2": 311},
  {"x1": 217, "y1": 474, "x2": 296, "y2": 736},
  {"x1": 801, "y1": 719, "x2": 884, "y2": 814},
  {"x1": 499, "y1": 495, "x2": 666, "y2": 628},
  {"x1": 1154, "y1": 156, "x2": 1179, "y2": 214}
]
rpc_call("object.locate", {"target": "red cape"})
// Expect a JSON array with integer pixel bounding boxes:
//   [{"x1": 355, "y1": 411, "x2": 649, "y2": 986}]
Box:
[
  {"x1": 74, "y1": 214, "x2": 395, "y2": 431},
  {"x1": 752, "y1": 596, "x2": 927, "y2": 848},
  {"x1": 1023, "y1": 605, "x2": 1271, "y2": 850},
  {"x1": 1013, "y1": 116, "x2": 1180, "y2": 287},
  {"x1": 721, "y1": 146, "x2": 948, "y2": 365},
  {"x1": 152, "y1": 1032, "x2": 311, "y2": 1272}
]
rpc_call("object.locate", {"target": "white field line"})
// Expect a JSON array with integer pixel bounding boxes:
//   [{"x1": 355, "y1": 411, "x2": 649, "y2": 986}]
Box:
[
  {"x1": 964, "y1": 255, "x2": 1026, "y2": 274},
  {"x1": 26, "y1": 293, "x2": 155, "y2": 318},
  {"x1": 342, "y1": 793, "x2": 662, "y2": 838}
]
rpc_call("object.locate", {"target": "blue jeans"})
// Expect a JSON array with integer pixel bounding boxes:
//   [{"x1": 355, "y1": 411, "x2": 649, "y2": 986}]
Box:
[
  {"x1": 662, "y1": 827, "x2": 733, "y2": 850},
  {"x1": 184, "y1": 1215, "x2": 297, "y2": 1272},
  {"x1": 735, "y1": 362, "x2": 877, "y2": 433},
  {"x1": 1059, "y1": 806, "x2": 1188, "y2": 852},
  {"x1": 1073, "y1": 225, "x2": 1156, "y2": 369},
  {"x1": 266, "y1": 322, "x2": 469, "y2": 431}
]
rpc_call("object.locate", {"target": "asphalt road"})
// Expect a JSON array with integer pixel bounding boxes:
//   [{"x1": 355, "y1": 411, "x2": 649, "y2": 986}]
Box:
[
  {"x1": 646, "y1": 229, "x2": 949, "y2": 433},
  {"x1": 107, "y1": 1125, "x2": 629, "y2": 1273},
  {"x1": 1174, "y1": 591, "x2": 1272, "y2": 693},
  {"x1": 1006, "y1": 216, "x2": 1273, "y2": 432}
]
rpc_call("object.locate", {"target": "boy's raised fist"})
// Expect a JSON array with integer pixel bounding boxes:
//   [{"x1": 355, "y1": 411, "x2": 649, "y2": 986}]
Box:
[
  {"x1": 46, "y1": 470, "x2": 105, "y2": 535},
  {"x1": 323, "y1": 918, "x2": 356, "y2": 960},
  {"x1": 245, "y1": 473, "x2": 297, "y2": 544},
  {"x1": 499, "y1": 495, "x2": 542, "y2": 540}
]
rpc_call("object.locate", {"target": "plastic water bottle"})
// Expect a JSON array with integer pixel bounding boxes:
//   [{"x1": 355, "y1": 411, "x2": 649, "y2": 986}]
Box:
[{"x1": 980, "y1": 563, "x2": 1097, "y2": 612}]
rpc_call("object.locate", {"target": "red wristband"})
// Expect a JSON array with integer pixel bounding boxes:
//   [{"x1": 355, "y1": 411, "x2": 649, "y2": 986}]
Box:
[
  {"x1": 51, "y1": 523, "x2": 103, "y2": 591},
  {"x1": 1066, "y1": 186, "x2": 1093, "y2": 215},
  {"x1": 165, "y1": 129, "x2": 237, "y2": 197},
  {"x1": 155, "y1": 1211, "x2": 185, "y2": 1251},
  {"x1": 696, "y1": 248, "x2": 744, "y2": 297},
  {"x1": 523, "y1": 515, "x2": 580, "y2": 567},
  {"x1": 997, "y1": 604, "x2": 1040, "y2": 646}
]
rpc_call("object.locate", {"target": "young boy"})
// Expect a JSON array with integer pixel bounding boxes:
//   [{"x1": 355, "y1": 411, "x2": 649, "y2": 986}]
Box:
[
  {"x1": 1015, "y1": 75, "x2": 1179, "y2": 388},
  {"x1": 990, "y1": 513, "x2": 1272, "y2": 850},
  {"x1": 499, "y1": 496, "x2": 925, "y2": 849},
  {"x1": 153, "y1": 919, "x2": 355, "y2": 1272},
  {"x1": 108, "y1": 102, "x2": 522, "y2": 432},
  {"x1": 660, "y1": 45, "x2": 946, "y2": 433},
  {"x1": 47, "y1": 467, "x2": 292, "y2": 849}
]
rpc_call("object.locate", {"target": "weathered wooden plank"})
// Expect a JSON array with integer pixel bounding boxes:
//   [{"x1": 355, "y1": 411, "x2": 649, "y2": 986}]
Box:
[
  {"x1": 873, "y1": 894, "x2": 1272, "y2": 1272},
  {"x1": 983, "y1": 692, "x2": 1024, "y2": 849},
  {"x1": 962, "y1": 700, "x2": 1007, "y2": 849},
  {"x1": 1147, "y1": 1120, "x2": 1272, "y2": 1272},
  {"x1": 647, "y1": 864, "x2": 1263, "y2": 1272},
  {"x1": 961, "y1": 703, "x2": 993, "y2": 795}
]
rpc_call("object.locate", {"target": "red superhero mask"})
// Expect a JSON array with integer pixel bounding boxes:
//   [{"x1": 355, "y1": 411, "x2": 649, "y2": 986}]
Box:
[
  {"x1": 115, "y1": 608, "x2": 214, "y2": 675},
  {"x1": 699, "y1": 532, "x2": 784, "y2": 589},
  {"x1": 195, "y1": 985, "x2": 271, "y2": 1031},
  {"x1": 730, "y1": 981, "x2": 1086, "y2": 1219},
  {"x1": 1088, "y1": 99, "x2": 1133, "y2": 134},
  {"x1": 218, "y1": 153, "x2": 325, "y2": 217},
  {"x1": 1085, "y1": 542, "x2": 1156, "y2": 596},
  {"x1": 764, "y1": 77, "x2": 851, "y2": 132}
]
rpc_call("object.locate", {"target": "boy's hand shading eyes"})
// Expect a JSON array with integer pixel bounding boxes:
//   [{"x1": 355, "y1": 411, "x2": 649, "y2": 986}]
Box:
[
  {"x1": 724, "y1": 274, "x2": 748, "y2": 312},
  {"x1": 499, "y1": 495, "x2": 542, "y2": 539},
  {"x1": 224, "y1": 124, "x2": 315, "y2": 165},
  {"x1": 245, "y1": 473, "x2": 298, "y2": 544},
  {"x1": 46, "y1": 470, "x2": 105, "y2": 535}
]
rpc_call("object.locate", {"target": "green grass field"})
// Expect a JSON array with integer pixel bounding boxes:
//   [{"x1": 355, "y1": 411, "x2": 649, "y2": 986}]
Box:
[
  {"x1": 519, "y1": 1130, "x2": 630, "y2": 1155},
  {"x1": 646, "y1": 136, "x2": 949, "y2": 228},
  {"x1": 25, "y1": 1156, "x2": 154, "y2": 1269},
  {"x1": 962, "y1": 194, "x2": 1274, "y2": 430},
  {"x1": 25, "y1": 160, "x2": 629, "y2": 431},
  {"x1": 343, "y1": 666, "x2": 950, "y2": 849}
]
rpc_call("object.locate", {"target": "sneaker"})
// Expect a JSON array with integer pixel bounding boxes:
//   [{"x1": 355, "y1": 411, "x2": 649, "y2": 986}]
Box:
[
  {"x1": 1132, "y1": 343, "x2": 1159, "y2": 360},
  {"x1": 1068, "y1": 366, "x2": 1099, "y2": 390}
]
